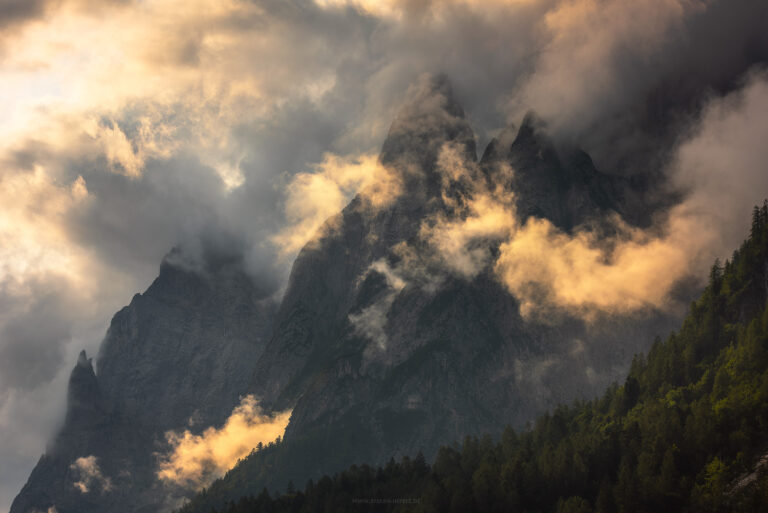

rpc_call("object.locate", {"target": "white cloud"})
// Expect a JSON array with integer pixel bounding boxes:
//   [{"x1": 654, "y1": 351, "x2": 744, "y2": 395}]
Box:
[{"x1": 70, "y1": 455, "x2": 112, "y2": 494}]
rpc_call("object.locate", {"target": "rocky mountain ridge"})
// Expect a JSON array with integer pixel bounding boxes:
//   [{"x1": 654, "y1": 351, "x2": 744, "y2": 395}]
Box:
[
  {"x1": 11, "y1": 252, "x2": 277, "y2": 513},
  {"x1": 181, "y1": 78, "x2": 681, "y2": 510},
  {"x1": 12, "y1": 77, "x2": 678, "y2": 513}
]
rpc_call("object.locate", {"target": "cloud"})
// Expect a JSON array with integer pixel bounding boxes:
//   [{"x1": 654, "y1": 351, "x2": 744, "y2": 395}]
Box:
[
  {"x1": 508, "y1": 0, "x2": 768, "y2": 174},
  {"x1": 271, "y1": 153, "x2": 402, "y2": 256},
  {"x1": 421, "y1": 143, "x2": 516, "y2": 278},
  {"x1": 668, "y1": 69, "x2": 768, "y2": 260},
  {"x1": 0, "y1": 276, "x2": 75, "y2": 391},
  {"x1": 511, "y1": 0, "x2": 694, "y2": 134},
  {"x1": 156, "y1": 395, "x2": 291, "y2": 491},
  {"x1": 0, "y1": 0, "x2": 767, "y2": 509},
  {"x1": 494, "y1": 213, "x2": 696, "y2": 319},
  {"x1": 0, "y1": 0, "x2": 49, "y2": 31},
  {"x1": 70, "y1": 455, "x2": 112, "y2": 494},
  {"x1": 349, "y1": 259, "x2": 407, "y2": 350},
  {"x1": 0, "y1": 164, "x2": 91, "y2": 286},
  {"x1": 421, "y1": 71, "x2": 768, "y2": 319},
  {"x1": 0, "y1": 381, "x2": 67, "y2": 513}
]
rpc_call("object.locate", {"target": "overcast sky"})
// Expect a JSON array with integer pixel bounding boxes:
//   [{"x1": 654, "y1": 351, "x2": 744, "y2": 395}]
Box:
[{"x1": 1, "y1": 0, "x2": 768, "y2": 510}]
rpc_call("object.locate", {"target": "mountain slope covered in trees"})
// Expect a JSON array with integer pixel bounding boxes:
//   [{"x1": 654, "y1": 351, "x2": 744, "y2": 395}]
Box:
[{"x1": 186, "y1": 203, "x2": 768, "y2": 512}]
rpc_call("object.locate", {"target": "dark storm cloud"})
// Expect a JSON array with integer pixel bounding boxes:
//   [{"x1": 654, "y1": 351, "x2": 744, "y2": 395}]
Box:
[
  {"x1": 65, "y1": 154, "x2": 227, "y2": 278},
  {"x1": 0, "y1": 0, "x2": 52, "y2": 30},
  {"x1": 510, "y1": 0, "x2": 768, "y2": 176},
  {"x1": 0, "y1": 276, "x2": 72, "y2": 390},
  {"x1": 0, "y1": 0, "x2": 132, "y2": 40}
]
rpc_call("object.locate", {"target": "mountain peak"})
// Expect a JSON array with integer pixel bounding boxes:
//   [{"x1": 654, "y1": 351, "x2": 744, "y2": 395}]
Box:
[
  {"x1": 65, "y1": 350, "x2": 104, "y2": 428},
  {"x1": 380, "y1": 74, "x2": 476, "y2": 182},
  {"x1": 76, "y1": 349, "x2": 90, "y2": 367},
  {"x1": 480, "y1": 111, "x2": 624, "y2": 230}
]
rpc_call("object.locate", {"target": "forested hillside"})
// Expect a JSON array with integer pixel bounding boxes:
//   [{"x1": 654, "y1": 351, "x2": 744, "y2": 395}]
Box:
[{"x1": 186, "y1": 203, "x2": 768, "y2": 513}]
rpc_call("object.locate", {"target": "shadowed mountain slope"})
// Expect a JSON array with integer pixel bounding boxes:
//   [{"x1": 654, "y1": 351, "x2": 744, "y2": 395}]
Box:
[
  {"x1": 179, "y1": 78, "x2": 680, "y2": 512},
  {"x1": 13, "y1": 76, "x2": 679, "y2": 513},
  {"x1": 203, "y1": 203, "x2": 768, "y2": 513},
  {"x1": 11, "y1": 252, "x2": 277, "y2": 513}
]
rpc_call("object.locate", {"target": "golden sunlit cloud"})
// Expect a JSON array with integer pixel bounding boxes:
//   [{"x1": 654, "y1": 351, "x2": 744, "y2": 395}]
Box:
[
  {"x1": 1, "y1": 0, "x2": 767, "y2": 509},
  {"x1": 421, "y1": 144, "x2": 517, "y2": 278},
  {"x1": 509, "y1": 0, "x2": 702, "y2": 131},
  {"x1": 271, "y1": 153, "x2": 402, "y2": 256},
  {"x1": 494, "y1": 212, "x2": 702, "y2": 319},
  {"x1": 0, "y1": 165, "x2": 91, "y2": 287},
  {"x1": 0, "y1": 0, "x2": 340, "y2": 188},
  {"x1": 415, "y1": 141, "x2": 723, "y2": 320},
  {"x1": 156, "y1": 396, "x2": 291, "y2": 490}
]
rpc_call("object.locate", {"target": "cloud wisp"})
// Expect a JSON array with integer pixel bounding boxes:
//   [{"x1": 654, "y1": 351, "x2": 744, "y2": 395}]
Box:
[
  {"x1": 156, "y1": 395, "x2": 291, "y2": 491},
  {"x1": 272, "y1": 153, "x2": 402, "y2": 257},
  {"x1": 70, "y1": 455, "x2": 112, "y2": 494},
  {"x1": 418, "y1": 74, "x2": 768, "y2": 319}
]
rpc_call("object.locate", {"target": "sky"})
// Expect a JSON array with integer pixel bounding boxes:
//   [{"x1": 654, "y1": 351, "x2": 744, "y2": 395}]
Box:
[{"x1": 1, "y1": 0, "x2": 768, "y2": 510}]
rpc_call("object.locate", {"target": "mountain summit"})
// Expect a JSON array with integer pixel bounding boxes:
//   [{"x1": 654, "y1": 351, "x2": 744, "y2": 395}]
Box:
[
  {"x1": 187, "y1": 77, "x2": 678, "y2": 508},
  {"x1": 11, "y1": 251, "x2": 277, "y2": 513},
  {"x1": 12, "y1": 76, "x2": 675, "y2": 513}
]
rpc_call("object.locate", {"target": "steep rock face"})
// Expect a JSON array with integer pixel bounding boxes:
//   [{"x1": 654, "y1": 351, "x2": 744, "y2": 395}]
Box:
[
  {"x1": 65, "y1": 351, "x2": 106, "y2": 428},
  {"x1": 222, "y1": 78, "x2": 679, "y2": 501},
  {"x1": 480, "y1": 114, "x2": 624, "y2": 231},
  {"x1": 251, "y1": 77, "x2": 477, "y2": 409},
  {"x1": 11, "y1": 352, "x2": 150, "y2": 513},
  {"x1": 97, "y1": 250, "x2": 275, "y2": 433},
  {"x1": 11, "y1": 252, "x2": 277, "y2": 513},
  {"x1": 14, "y1": 76, "x2": 681, "y2": 513}
]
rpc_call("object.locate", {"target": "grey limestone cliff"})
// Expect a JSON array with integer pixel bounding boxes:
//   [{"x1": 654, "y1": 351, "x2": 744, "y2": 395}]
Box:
[
  {"x1": 190, "y1": 77, "x2": 680, "y2": 507},
  {"x1": 11, "y1": 251, "x2": 276, "y2": 513},
  {"x1": 14, "y1": 76, "x2": 681, "y2": 513}
]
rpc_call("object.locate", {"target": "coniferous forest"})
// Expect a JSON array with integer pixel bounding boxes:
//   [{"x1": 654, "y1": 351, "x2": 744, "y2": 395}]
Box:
[{"x1": 184, "y1": 203, "x2": 768, "y2": 513}]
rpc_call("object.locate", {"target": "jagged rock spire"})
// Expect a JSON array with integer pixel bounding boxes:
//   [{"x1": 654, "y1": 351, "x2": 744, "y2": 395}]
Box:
[
  {"x1": 379, "y1": 74, "x2": 477, "y2": 198},
  {"x1": 65, "y1": 350, "x2": 104, "y2": 428},
  {"x1": 481, "y1": 112, "x2": 623, "y2": 230}
]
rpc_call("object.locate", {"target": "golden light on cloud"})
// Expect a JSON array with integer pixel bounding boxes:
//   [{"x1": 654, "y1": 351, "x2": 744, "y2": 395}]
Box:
[
  {"x1": 157, "y1": 395, "x2": 291, "y2": 490},
  {"x1": 0, "y1": 165, "x2": 91, "y2": 287},
  {"x1": 493, "y1": 212, "x2": 703, "y2": 319},
  {"x1": 1, "y1": 0, "x2": 767, "y2": 509},
  {"x1": 424, "y1": 191, "x2": 516, "y2": 278},
  {"x1": 415, "y1": 141, "x2": 723, "y2": 320},
  {"x1": 425, "y1": 187, "x2": 695, "y2": 319},
  {"x1": 0, "y1": 0, "x2": 322, "y2": 185},
  {"x1": 422, "y1": 143, "x2": 517, "y2": 278},
  {"x1": 271, "y1": 153, "x2": 402, "y2": 256}
]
